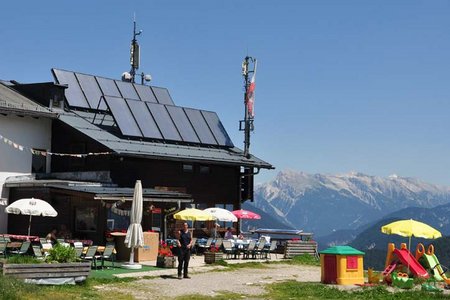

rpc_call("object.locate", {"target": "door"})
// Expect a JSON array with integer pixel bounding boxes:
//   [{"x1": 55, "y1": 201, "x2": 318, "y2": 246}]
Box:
[{"x1": 324, "y1": 255, "x2": 337, "y2": 284}]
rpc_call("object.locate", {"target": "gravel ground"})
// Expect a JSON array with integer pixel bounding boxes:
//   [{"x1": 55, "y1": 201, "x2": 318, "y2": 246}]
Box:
[
  {"x1": 94, "y1": 259, "x2": 450, "y2": 299},
  {"x1": 96, "y1": 264, "x2": 321, "y2": 299}
]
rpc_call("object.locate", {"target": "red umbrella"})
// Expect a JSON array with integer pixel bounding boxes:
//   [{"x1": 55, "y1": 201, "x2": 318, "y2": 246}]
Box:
[{"x1": 231, "y1": 209, "x2": 261, "y2": 220}]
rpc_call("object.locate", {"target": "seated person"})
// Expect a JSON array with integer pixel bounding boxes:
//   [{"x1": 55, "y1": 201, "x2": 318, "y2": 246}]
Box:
[
  {"x1": 58, "y1": 224, "x2": 72, "y2": 239},
  {"x1": 224, "y1": 227, "x2": 234, "y2": 240},
  {"x1": 46, "y1": 228, "x2": 58, "y2": 244}
]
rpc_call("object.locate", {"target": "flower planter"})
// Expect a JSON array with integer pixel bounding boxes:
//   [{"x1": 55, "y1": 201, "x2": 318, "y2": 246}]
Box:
[
  {"x1": 0, "y1": 262, "x2": 91, "y2": 282},
  {"x1": 204, "y1": 252, "x2": 223, "y2": 264},
  {"x1": 156, "y1": 256, "x2": 176, "y2": 268}
]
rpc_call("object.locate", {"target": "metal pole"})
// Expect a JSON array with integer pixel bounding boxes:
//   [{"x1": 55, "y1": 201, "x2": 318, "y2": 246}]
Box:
[
  {"x1": 130, "y1": 21, "x2": 137, "y2": 83},
  {"x1": 28, "y1": 215, "x2": 32, "y2": 236},
  {"x1": 243, "y1": 56, "x2": 251, "y2": 158}
]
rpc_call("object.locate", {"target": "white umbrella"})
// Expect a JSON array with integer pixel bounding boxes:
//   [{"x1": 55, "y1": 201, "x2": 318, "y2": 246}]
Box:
[
  {"x1": 124, "y1": 180, "x2": 144, "y2": 267},
  {"x1": 5, "y1": 198, "x2": 58, "y2": 236},
  {"x1": 204, "y1": 207, "x2": 237, "y2": 222}
]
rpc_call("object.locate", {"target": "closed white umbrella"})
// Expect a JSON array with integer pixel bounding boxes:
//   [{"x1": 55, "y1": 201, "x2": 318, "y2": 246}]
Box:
[
  {"x1": 5, "y1": 198, "x2": 57, "y2": 236},
  {"x1": 204, "y1": 207, "x2": 237, "y2": 222},
  {"x1": 124, "y1": 180, "x2": 144, "y2": 268}
]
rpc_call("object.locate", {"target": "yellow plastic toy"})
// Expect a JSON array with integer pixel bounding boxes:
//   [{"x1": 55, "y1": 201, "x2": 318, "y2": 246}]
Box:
[{"x1": 368, "y1": 268, "x2": 381, "y2": 284}]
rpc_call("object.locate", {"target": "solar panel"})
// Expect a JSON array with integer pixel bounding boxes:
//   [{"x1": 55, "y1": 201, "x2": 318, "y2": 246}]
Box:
[
  {"x1": 75, "y1": 73, "x2": 107, "y2": 110},
  {"x1": 52, "y1": 69, "x2": 89, "y2": 108},
  {"x1": 116, "y1": 80, "x2": 140, "y2": 100},
  {"x1": 96, "y1": 77, "x2": 121, "y2": 98},
  {"x1": 103, "y1": 96, "x2": 143, "y2": 137},
  {"x1": 201, "y1": 111, "x2": 234, "y2": 147},
  {"x1": 184, "y1": 108, "x2": 218, "y2": 145},
  {"x1": 151, "y1": 86, "x2": 174, "y2": 105},
  {"x1": 126, "y1": 99, "x2": 163, "y2": 139},
  {"x1": 134, "y1": 84, "x2": 157, "y2": 103},
  {"x1": 146, "y1": 102, "x2": 182, "y2": 141},
  {"x1": 166, "y1": 106, "x2": 200, "y2": 143}
]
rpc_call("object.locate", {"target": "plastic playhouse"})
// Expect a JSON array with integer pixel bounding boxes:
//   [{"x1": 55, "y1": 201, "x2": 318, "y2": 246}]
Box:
[{"x1": 320, "y1": 245, "x2": 365, "y2": 285}]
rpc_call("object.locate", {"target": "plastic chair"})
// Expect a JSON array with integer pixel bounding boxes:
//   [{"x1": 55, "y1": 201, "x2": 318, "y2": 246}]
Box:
[
  {"x1": 222, "y1": 240, "x2": 235, "y2": 259},
  {"x1": 9, "y1": 241, "x2": 31, "y2": 255},
  {"x1": 254, "y1": 239, "x2": 266, "y2": 259},
  {"x1": 32, "y1": 245, "x2": 45, "y2": 260},
  {"x1": 267, "y1": 240, "x2": 278, "y2": 259},
  {"x1": 243, "y1": 240, "x2": 257, "y2": 259},
  {"x1": 74, "y1": 247, "x2": 84, "y2": 258},
  {"x1": 96, "y1": 245, "x2": 115, "y2": 269},
  {"x1": 197, "y1": 238, "x2": 213, "y2": 254},
  {"x1": 83, "y1": 246, "x2": 99, "y2": 269}
]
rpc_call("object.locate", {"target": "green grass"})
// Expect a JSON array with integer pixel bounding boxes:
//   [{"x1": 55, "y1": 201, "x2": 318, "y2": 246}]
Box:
[
  {"x1": 0, "y1": 274, "x2": 136, "y2": 300},
  {"x1": 266, "y1": 282, "x2": 450, "y2": 300},
  {"x1": 5, "y1": 255, "x2": 43, "y2": 264},
  {"x1": 289, "y1": 254, "x2": 321, "y2": 266}
]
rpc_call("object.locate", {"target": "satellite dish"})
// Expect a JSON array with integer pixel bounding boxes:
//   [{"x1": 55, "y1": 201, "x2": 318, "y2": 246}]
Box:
[{"x1": 122, "y1": 72, "x2": 132, "y2": 82}]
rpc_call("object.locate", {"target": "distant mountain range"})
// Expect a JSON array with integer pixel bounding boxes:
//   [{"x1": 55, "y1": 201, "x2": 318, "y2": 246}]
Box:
[{"x1": 248, "y1": 170, "x2": 450, "y2": 237}]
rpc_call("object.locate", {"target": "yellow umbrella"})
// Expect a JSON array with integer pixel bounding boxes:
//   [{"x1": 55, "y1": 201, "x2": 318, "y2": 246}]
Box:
[
  {"x1": 381, "y1": 219, "x2": 442, "y2": 239},
  {"x1": 173, "y1": 208, "x2": 216, "y2": 221}
]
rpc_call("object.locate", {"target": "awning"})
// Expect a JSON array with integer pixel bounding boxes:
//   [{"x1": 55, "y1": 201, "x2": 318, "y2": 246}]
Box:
[{"x1": 4, "y1": 178, "x2": 193, "y2": 203}]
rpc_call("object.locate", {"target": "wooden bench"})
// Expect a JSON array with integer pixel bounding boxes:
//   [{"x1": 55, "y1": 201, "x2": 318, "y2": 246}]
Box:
[{"x1": 1, "y1": 262, "x2": 91, "y2": 279}]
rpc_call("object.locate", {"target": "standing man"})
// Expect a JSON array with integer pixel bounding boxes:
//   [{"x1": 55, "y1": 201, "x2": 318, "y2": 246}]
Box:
[{"x1": 177, "y1": 222, "x2": 192, "y2": 279}]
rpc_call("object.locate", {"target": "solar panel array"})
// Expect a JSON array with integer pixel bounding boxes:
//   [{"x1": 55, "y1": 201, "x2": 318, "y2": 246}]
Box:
[
  {"x1": 102, "y1": 97, "x2": 233, "y2": 147},
  {"x1": 52, "y1": 69, "x2": 233, "y2": 147},
  {"x1": 52, "y1": 69, "x2": 174, "y2": 110}
]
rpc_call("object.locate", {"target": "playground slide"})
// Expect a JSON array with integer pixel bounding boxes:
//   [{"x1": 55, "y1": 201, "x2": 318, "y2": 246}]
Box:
[
  {"x1": 422, "y1": 253, "x2": 450, "y2": 284},
  {"x1": 393, "y1": 248, "x2": 429, "y2": 278}
]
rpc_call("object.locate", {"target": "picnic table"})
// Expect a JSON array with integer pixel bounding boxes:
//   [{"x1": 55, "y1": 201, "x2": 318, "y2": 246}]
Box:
[{"x1": 4, "y1": 234, "x2": 40, "y2": 242}]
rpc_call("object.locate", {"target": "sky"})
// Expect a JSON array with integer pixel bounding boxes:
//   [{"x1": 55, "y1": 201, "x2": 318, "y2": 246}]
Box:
[{"x1": 1, "y1": 1, "x2": 450, "y2": 185}]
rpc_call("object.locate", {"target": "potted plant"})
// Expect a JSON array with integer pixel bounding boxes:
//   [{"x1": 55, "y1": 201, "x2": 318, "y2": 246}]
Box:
[
  {"x1": 204, "y1": 246, "x2": 223, "y2": 264},
  {"x1": 156, "y1": 241, "x2": 176, "y2": 268}
]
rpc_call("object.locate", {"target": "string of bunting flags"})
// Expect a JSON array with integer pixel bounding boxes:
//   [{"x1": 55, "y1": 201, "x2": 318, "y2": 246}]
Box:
[{"x1": 0, "y1": 133, "x2": 113, "y2": 158}]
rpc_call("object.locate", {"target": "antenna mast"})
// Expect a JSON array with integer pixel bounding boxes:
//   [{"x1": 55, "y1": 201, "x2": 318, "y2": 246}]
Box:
[
  {"x1": 240, "y1": 56, "x2": 257, "y2": 158},
  {"x1": 130, "y1": 16, "x2": 142, "y2": 83}
]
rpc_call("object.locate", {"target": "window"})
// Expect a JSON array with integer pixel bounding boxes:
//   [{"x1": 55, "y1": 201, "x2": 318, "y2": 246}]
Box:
[
  {"x1": 346, "y1": 256, "x2": 358, "y2": 270},
  {"x1": 75, "y1": 207, "x2": 98, "y2": 232},
  {"x1": 31, "y1": 149, "x2": 47, "y2": 173},
  {"x1": 199, "y1": 165, "x2": 210, "y2": 174},
  {"x1": 182, "y1": 164, "x2": 193, "y2": 173}
]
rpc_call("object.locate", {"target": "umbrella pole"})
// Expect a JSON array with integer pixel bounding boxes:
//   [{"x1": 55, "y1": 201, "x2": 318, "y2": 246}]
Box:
[
  {"x1": 129, "y1": 247, "x2": 135, "y2": 264},
  {"x1": 28, "y1": 215, "x2": 32, "y2": 236},
  {"x1": 407, "y1": 236, "x2": 411, "y2": 274}
]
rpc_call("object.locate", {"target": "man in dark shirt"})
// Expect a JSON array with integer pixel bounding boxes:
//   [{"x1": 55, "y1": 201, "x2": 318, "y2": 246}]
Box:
[{"x1": 177, "y1": 222, "x2": 193, "y2": 279}]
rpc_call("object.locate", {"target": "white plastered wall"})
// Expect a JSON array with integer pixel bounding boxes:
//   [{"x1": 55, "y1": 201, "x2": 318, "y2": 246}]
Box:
[{"x1": 0, "y1": 114, "x2": 52, "y2": 233}]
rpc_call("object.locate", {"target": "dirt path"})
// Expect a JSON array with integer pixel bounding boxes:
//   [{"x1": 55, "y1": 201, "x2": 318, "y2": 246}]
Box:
[{"x1": 96, "y1": 264, "x2": 321, "y2": 299}]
